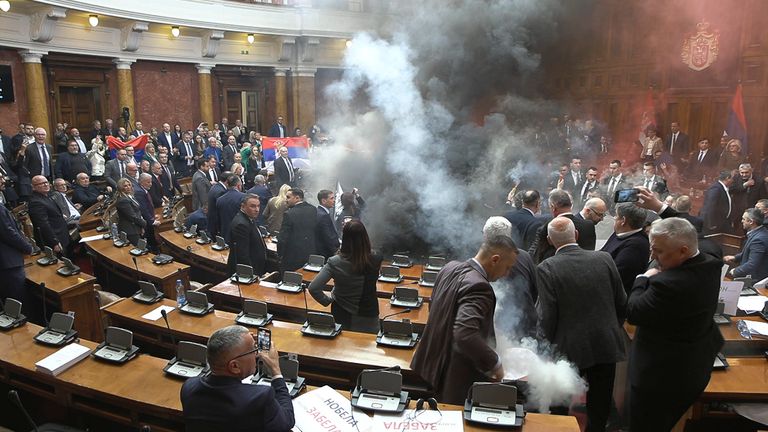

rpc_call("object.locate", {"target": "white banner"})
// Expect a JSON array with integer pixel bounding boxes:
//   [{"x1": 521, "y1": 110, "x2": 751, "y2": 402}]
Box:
[
  {"x1": 372, "y1": 410, "x2": 464, "y2": 432},
  {"x1": 292, "y1": 386, "x2": 373, "y2": 432}
]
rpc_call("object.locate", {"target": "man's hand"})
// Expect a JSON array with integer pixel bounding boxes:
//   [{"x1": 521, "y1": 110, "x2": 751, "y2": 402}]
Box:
[
  {"x1": 745, "y1": 179, "x2": 755, "y2": 188},
  {"x1": 257, "y1": 341, "x2": 282, "y2": 377},
  {"x1": 153, "y1": 219, "x2": 161, "y2": 226},
  {"x1": 634, "y1": 186, "x2": 663, "y2": 213},
  {"x1": 53, "y1": 243, "x2": 62, "y2": 253},
  {"x1": 642, "y1": 268, "x2": 661, "y2": 278},
  {"x1": 723, "y1": 255, "x2": 736, "y2": 265},
  {"x1": 489, "y1": 363, "x2": 505, "y2": 382}
]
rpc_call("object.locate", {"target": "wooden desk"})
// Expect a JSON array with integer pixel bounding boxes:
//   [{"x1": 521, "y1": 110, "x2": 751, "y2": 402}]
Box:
[
  {"x1": 23, "y1": 256, "x2": 102, "y2": 342},
  {"x1": 207, "y1": 280, "x2": 429, "y2": 330},
  {"x1": 103, "y1": 297, "x2": 427, "y2": 391},
  {"x1": 81, "y1": 229, "x2": 190, "y2": 298},
  {"x1": 295, "y1": 267, "x2": 435, "y2": 301},
  {"x1": 0, "y1": 324, "x2": 577, "y2": 432},
  {"x1": 0, "y1": 323, "x2": 184, "y2": 431},
  {"x1": 79, "y1": 203, "x2": 178, "y2": 234}
]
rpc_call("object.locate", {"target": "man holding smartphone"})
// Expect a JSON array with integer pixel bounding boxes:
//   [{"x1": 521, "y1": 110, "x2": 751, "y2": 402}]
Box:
[{"x1": 181, "y1": 325, "x2": 294, "y2": 431}]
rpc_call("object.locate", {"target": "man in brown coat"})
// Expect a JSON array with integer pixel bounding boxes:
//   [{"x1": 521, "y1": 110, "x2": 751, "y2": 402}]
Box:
[{"x1": 410, "y1": 233, "x2": 518, "y2": 404}]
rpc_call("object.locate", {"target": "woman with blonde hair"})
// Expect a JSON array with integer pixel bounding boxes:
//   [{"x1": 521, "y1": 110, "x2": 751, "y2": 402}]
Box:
[
  {"x1": 263, "y1": 184, "x2": 291, "y2": 233},
  {"x1": 718, "y1": 139, "x2": 743, "y2": 172},
  {"x1": 115, "y1": 178, "x2": 146, "y2": 246}
]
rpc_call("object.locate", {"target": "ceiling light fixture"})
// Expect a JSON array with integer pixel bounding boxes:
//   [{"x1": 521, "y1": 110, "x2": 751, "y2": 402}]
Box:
[
  {"x1": 0, "y1": 1, "x2": 10, "y2": 13},
  {"x1": 345, "y1": 39, "x2": 352, "y2": 48},
  {"x1": 171, "y1": 26, "x2": 180, "y2": 38},
  {"x1": 88, "y1": 14, "x2": 99, "y2": 27},
  {"x1": 247, "y1": 33, "x2": 255, "y2": 44}
]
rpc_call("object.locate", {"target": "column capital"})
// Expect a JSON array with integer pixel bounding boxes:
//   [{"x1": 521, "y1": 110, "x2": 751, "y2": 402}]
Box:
[
  {"x1": 113, "y1": 58, "x2": 136, "y2": 70},
  {"x1": 20, "y1": 49, "x2": 48, "y2": 63},
  {"x1": 274, "y1": 67, "x2": 290, "y2": 77},
  {"x1": 293, "y1": 67, "x2": 317, "y2": 78},
  {"x1": 195, "y1": 63, "x2": 216, "y2": 74}
]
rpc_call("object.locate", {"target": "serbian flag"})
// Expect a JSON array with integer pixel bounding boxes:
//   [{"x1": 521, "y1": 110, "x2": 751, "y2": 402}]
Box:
[
  {"x1": 262, "y1": 136, "x2": 309, "y2": 161},
  {"x1": 105, "y1": 134, "x2": 149, "y2": 160},
  {"x1": 725, "y1": 83, "x2": 748, "y2": 155}
]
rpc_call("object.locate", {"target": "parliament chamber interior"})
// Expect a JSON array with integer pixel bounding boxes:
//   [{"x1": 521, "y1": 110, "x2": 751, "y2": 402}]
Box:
[{"x1": 1, "y1": 0, "x2": 768, "y2": 431}]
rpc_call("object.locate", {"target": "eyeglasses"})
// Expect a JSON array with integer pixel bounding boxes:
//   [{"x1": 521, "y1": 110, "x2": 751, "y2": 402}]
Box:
[
  {"x1": 592, "y1": 210, "x2": 605, "y2": 219},
  {"x1": 228, "y1": 343, "x2": 259, "y2": 363},
  {"x1": 33, "y1": 181, "x2": 49, "y2": 186}
]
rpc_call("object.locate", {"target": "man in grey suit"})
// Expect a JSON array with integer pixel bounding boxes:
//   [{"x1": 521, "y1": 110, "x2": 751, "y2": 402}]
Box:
[
  {"x1": 536, "y1": 217, "x2": 627, "y2": 432},
  {"x1": 104, "y1": 148, "x2": 129, "y2": 190},
  {"x1": 192, "y1": 159, "x2": 211, "y2": 210}
]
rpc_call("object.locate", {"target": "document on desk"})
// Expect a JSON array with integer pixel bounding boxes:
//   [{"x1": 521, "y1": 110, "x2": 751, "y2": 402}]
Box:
[
  {"x1": 80, "y1": 234, "x2": 104, "y2": 243},
  {"x1": 141, "y1": 305, "x2": 176, "y2": 321},
  {"x1": 743, "y1": 320, "x2": 768, "y2": 337},
  {"x1": 35, "y1": 343, "x2": 91, "y2": 376},
  {"x1": 259, "y1": 281, "x2": 278, "y2": 289},
  {"x1": 372, "y1": 410, "x2": 463, "y2": 432},
  {"x1": 719, "y1": 281, "x2": 743, "y2": 316},
  {"x1": 292, "y1": 385, "x2": 372, "y2": 432},
  {"x1": 737, "y1": 296, "x2": 768, "y2": 314}
]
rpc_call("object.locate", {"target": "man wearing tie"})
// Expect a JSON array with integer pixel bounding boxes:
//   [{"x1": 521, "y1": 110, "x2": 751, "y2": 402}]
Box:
[
  {"x1": 28, "y1": 176, "x2": 70, "y2": 256},
  {"x1": 640, "y1": 162, "x2": 668, "y2": 199},
  {"x1": 700, "y1": 170, "x2": 734, "y2": 234},
  {"x1": 685, "y1": 138, "x2": 718, "y2": 182},
  {"x1": 24, "y1": 128, "x2": 53, "y2": 180},
  {"x1": 666, "y1": 122, "x2": 690, "y2": 163},
  {"x1": 175, "y1": 131, "x2": 196, "y2": 177},
  {"x1": 104, "y1": 148, "x2": 128, "y2": 190},
  {"x1": 562, "y1": 157, "x2": 582, "y2": 193},
  {"x1": 69, "y1": 128, "x2": 89, "y2": 153},
  {"x1": 577, "y1": 166, "x2": 599, "y2": 210},
  {"x1": 158, "y1": 153, "x2": 182, "y2": 198},
  {"x1": 273, "y1": 146, "x2": 296, "y2": 190},
  {"x1": 157, "y1": 123, "x2": 177, "y2": 152},
  {"x1": 268, "y1": 116, "x2": 287, "y2": 138},
  {"x1": 602, "y1": 159, "x2": 626, "y2": 215},
  {"x1": 51, "y1": 178, "x2": 81, "y2": 225},
  {"x1": 0, "y1": 176, "x2": 32, "y2": 308},
  {"x1": 222, "y1": 135, "x2": 239, "y2": 171}
]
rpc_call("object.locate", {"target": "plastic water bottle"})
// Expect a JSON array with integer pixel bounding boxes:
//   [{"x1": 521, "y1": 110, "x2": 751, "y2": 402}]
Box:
[{"x1": 175, "y1": 279, "x2": 186, "y2": 308}]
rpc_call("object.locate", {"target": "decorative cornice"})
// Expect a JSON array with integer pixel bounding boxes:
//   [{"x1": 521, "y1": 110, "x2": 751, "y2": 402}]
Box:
[
  {"x1": 201, "y1": 30, "x2": 225, "y2": 58},
  {"x1": 299, "y1": 37, "x2": 320, "y2": 63},
  {"x1": 120, "y1": 21, "x2": 148, "y2": 52},
  {"x1": 277, "y1": 36, "x2": 296, "y2": 63},
  {"x1": 30, "y1": 6, "x2": 67, "y2": 43}
]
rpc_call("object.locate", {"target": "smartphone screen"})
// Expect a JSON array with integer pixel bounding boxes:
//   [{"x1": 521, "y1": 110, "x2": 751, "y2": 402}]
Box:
[
  {"x1": 257, "y1": 328, "x2": 271, "y2": 351},
  {"x1": 614, "y1": 188, "x2": 639, "y2": 203}
]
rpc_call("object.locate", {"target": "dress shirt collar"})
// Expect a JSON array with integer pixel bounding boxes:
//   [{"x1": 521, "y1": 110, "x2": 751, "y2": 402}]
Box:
[
  {"x1": 523, "y1": 207, "x2": 535, "y2": 216},
  {"x1": 469, "y1": 258, "x2": 488, "y2": 280},
  {"x1": 555, "y1": 243, "x2": 579, "y2": 254},
  {"x1": 616, "y1": 228, "x2": 643, "y2": 238}
]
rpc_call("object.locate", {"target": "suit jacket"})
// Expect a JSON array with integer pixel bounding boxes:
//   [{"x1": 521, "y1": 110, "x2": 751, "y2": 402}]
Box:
[
  {"x1": 246, "y1": 184, "x2": 272, "y2": 225},
  {"x1": 28, "y1": 192, "x2": 70, "y2": 251},
  {"x1": 640, "y1": 174, "x2": 668, "y2": 198},
  {"x1": 537, "y1": 245, "x2": 627, "y2": 370},
  {"x1": 267, "y1": 123, "x2": 287, "y2": 138},
  {"x1": 627, "y1": 253, "x2": 723, "y2": 394},
  {"x1": 216, "y1": 189, "x2": 246, "y2": 241},
  {"x1": 273, "y1": 157, "x2": 295, "y2": 190},
  {"x1": 24, "y1": 142, "x2": 54, "y2": 178},
  {"x1": 149, "y1": 175, "x2": 164, "y2": 208},
  {"x1": 503, "y1": 207, "x2": 542, "y2": 251},
  {"x1": 186, "y1": 208, "x2": 208, "y2": 232},
  {"x1": 659, "y1": 206, "x2": 724, "y2": 260},
  {"x1": 72, "y1": 184, "x2": 103, "y2": 209},
  {"x1": 156, "y1": 132, "x2": 177, "y2": 151},
  {"x1": 181, "y1": 375, "x2": 294, "y2": 432},
  {"x1": 116, "y1": 195, "x2": 146, "y2": 237},
  {"x1": 732, "y1": 226, "x2": 768, "y2": 280},
  {"x1": 104, "y1": 159, "x2": 125, "y2": 190},
  {"x1": 221, "y1": 143, "x2": 238, "y2": 171},
  {"x1": 0, "y1": 156, "x2": 19, "y2": 203},
  {"x1": 0, "y1": 204, "x2": 32, "y2": 269},
  {"x1": 50, "y1": 191, "x2": 78, "y2": 221},
  {"x1": 677, "y1": 212, "x2": 704, "y2": 233},
  {"x1": 562, "y1": 171, "x2": 582, "y2": 193},
  {"x1": 277, "y1": 201, "x2": 317, "y2": 271},
  {"x1": 699, "y1": 181, "x2": 731, "y2": 234},
  {"x1": 175, "y1": 140, "x2": 196, "y2": 177},
  {"x1": 666, "y1": 132, "x2": 690, "y2": 159},
  {"x1": 226, "y1": 211, "x2": 267, "y2": 276},
  {"x1": 686, "y1": 148, "x2": 718, "y2": 181},
  {"x1": 729, "y1": 176, "x2": 768, "y2": 217},
  {"x1": 192, "y1": 170, "x2": 212, "y2": 210},
  {"x1": 411, "y1": 260, "x2": 499, "y2": 405},
  {"x1": 159, "y1": 164, "x2": 181, "y2": 198},
  {"x1": 54, "y1": 152, "x2": 91, "y2": 183},
  {"x1": 529, "y1": 213, "x2": 596, "y2": 264},
  {"x1": 134, "y1": 187, "x2": 156, "y2": 224},
  {"x1": 315, "y1": 206, "x2": 339, "y2": 258},
  {"x1": 601, "y1": 174, "x2": 628, "y2": 211},
  {"x1": 601, "y1": 231, "x2": 650, "y2": 295},
  {"x1": 575, "y1": 179, "x2": 599, "y2": 208},
  {"x1": 206, "y1": 182, "x2": 227, "y2": 237}
]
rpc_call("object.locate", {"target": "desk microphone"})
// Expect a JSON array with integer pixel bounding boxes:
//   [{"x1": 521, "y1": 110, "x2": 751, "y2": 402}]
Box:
[
  {"x1": 132, "y1": 256, "x2": 141, "y2": 278},
  {"x1": 379, "y1": 308, "x2": 412, "y2": 331},
  {"x1": 231, "y1": 241, "x2": 246, "y2": 311},
  {"x1": 302, "y1": 282, "x2": 309, "y2": 320},
  {"x1": 160, "y1": 309, "x2": 177, "y2": 346},
  {"x1": 40, "y1": 282, "x2": 49, "y2": 327}
]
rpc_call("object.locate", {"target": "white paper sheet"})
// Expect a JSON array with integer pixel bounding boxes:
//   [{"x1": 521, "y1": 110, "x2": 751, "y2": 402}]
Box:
[
  {"x1": 372, "y1": 410, "x2": 464, "y2": 432},
  {"x1": 260, "y1": 281, "x2": 278, "y2": 289},
  {"x1": 737, "y1": 296, "x2": 768, "y2": 314},
  {"x1": 719, "y1": 281, "x2": 743, "y2": 316},
  {"x1": 744, "y1": 320, "x2": 768, "y2": 337},
  {"x1": 141, "y1": 305, "x2": 176, "y2": 321},
  {"x1": 79, "y1": 234, "x2": 104, "y2": 243},
  {"x1": 35, "y1": 343, "x2": 91, "y2": 376}
]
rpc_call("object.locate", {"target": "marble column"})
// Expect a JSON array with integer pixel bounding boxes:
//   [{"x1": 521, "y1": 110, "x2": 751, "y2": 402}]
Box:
[
  {"x1": 196, "y1": 64, "x2": 214, "y2": 126},
  {"x1": 291, "y1": 67, "x2": 316, "y2": 134},
  {"x1": 113, "y1": 58, "x2": 136, "y2": 129},
  {"x1": 274, "y1": 68, "x2": 289, "y2": 126},
  {"x1": 20, "y1": 50, "x2": 50, "y2": 140}
]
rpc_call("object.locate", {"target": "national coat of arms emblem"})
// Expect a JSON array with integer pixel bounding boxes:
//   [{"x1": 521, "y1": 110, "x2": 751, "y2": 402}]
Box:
[{"x1": 681, "y1": 21, "x2": 720, "y2": 71}]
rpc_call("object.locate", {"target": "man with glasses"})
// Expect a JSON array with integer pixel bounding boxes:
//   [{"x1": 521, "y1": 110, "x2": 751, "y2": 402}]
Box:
[
  {"x1": 28, "y1": 175, "x2": 70, "y2": 256},
  {"x1": 181, "y1": 325, "x2": 294, "y2": 431},
  {"x1": 268, "y1": 115, "x2": 286, "y2": 138},
  {"x1": 23, "y1": 127, "x2": 53, "y2": 180},
  {"x1": 577, "y1": 197, "x2": 607, "y2": 226}
]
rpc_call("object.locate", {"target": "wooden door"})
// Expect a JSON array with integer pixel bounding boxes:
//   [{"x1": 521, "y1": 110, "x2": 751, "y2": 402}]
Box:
[
  {"x1": 58, "y1": 86, "x2": 99, "y2": 137},
  {"x1": 226, "y1": 91, "x2": 242, "y2": 129},
  {"x1": 245, "y1": 91, "x2": 259, "y2": 132}
]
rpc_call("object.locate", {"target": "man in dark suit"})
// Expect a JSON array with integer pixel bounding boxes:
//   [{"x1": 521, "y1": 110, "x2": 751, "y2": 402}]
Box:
[
  {"x1": 192, "y1": 159, "x2": 212, "y2": 211},
  {"x1": 503, "y1": 189, "x2": 543, "y2": 250},
  {"x1": 561, "y1": 157, "x2": 582, "y2": 194},
  {"x1": 104, "y1": 148, "x2": 128, "y2": 190},
  {"x1": 267, "y1": 116, "x2": 287, "y2": 138},
  {"x1": 54, "y1": 140, "x2": 91, "y2": 183},
  {"x1": 186, "y1": 205, "x2": 208, "y2": 233},
  {"x1": 273, "y1": 146, "x2": 296, "y2": 190},
  {"x1": 729, "y1": 163, "x2": 767, "y2": 231},
  {"x1": 537, "y1": 217, "x2": 626, "y2": 432},
  {"x1": 51, "y1": 178, "x2": 81, "y2": 226},
  {"x1": 0, "y1": 152, "x2": 19, "y2": 206},
  {"x1": 0, "y1": 176, "x2": 32, "y2": 307},
  {"x1": 277, "y1": 188, "x2": 317, "y2": 272},
  {"x1": 158, "y1": 153, "x2": 182, "y2": 198},
  {"x1": 601, "y1": 203, "x2": 650, "y2": 295},
  {"x1": 206, "y1": 172, "x2": 230, "y2": 238},
  {"x1": 576, "y1": 197, "x2": 607, "y2": 228},
  {"x1": 28, "y1": 176, "x2": 69, "y2": 256},
  {"x1": 700, "y1": 170, "x2": 734, "y2": 234},
  {"x1": 685, "y1": 138, "x2": 718, "y2": 182},
  {"x1": 639, "y1": 162, "x2": 668, "y2": 198},
  {"x1": 529, "y1": 189, "x2": 596, "y2": 264},
  {"x1": 101, "y1": 118, "x2": 117, "y2": 140},
  {"x1": 315, "y1": 189, "x2": 339, "y2": 258},
  {"x1": 148, "y1": 163, "x2": 165, "y2": 208},
  {"x1": 666, "y1": 122, "x2": 690, "y2": 163},
  {"x1": 181, "y1": 325, "x2": 294, "y2": 431},
  {"x1": 627, "y1": 217, "x2": 723, "y2": 432},
  {"x1": 246, "y1": 175, "x2": 272, "y2": 226},
  {"x1": 673, "y1": 195, "x2": 704, "y2": 233},
  {"x1": 411, "y1": 233, "x2": 518, "y2": 405},
  {"x1": 226, "y1": 195, "x2": 267, "y2": 276},
  {"x1": 602, "y1": 159, "x2": 628, "y2": 214},
  {"x1": 24, "y1": 128, "x2": 53, "y2": 180},
  {"x1": 135, "y1": 173, "x2": 161, "y2": 250},
  {"x1": 216, "y1": 176, "x2": 246, "y2": 242},
  {"x1": 72, "y1": 173, "x2": 110, "y2": 210},
  {"x1": 156, "y1": 123, "x2": 177, "y2": 153},
  {"x1": 575, "y1": 166, "x2": 600, "y2": 210},
  {"x1": 175, "y1": 131, "x2": 197, "y2": 177},
  {"x1": 725, "y1": 208, "x2": 768, "y2": 281},
  {"x1": 221, "y1": 135, "x2": 239, "y2": 172}
]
